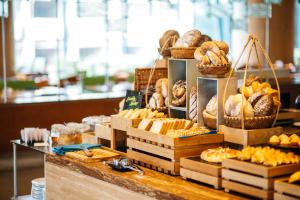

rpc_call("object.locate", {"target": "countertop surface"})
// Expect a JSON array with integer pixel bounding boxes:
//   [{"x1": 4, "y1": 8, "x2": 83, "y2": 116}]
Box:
[{"x1": 46, "y1": 154, "x2": 247, "y2": 200}]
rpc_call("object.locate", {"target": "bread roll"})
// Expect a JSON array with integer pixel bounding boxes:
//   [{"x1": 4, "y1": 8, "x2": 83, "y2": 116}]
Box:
[
  {"x1": 159, "y1": 30, "x2": 179, "y2": 48},
  {"x1": 174, "y1": 29, "x2": 202, "y2": 47}
]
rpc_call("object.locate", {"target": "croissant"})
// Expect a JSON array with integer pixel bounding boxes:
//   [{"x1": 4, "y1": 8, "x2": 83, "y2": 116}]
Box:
[{"x1": 289, "y1": 171, "x2": 300, "y2": 183}]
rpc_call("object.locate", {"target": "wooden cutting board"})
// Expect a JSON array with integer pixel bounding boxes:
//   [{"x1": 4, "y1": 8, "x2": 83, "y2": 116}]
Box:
[{"x1": 65, "y1": 148, "x2": 120, "y2": 163}]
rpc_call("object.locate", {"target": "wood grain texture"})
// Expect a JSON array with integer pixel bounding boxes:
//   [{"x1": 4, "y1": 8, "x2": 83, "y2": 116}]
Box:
[
  {"x1": 274, "y1": 178, "x2": 300, "y2": 198},
  {"x1": 46, "y1": 154, "x2": 246, "y2": 200}
]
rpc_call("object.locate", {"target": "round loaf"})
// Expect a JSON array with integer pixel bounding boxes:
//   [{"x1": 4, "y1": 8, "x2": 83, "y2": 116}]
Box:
[
  {"x1": 174, "y1": 29, "x2": 202, "y2": 47},
  {"x1": 149, "y1": 92, "x2": 164, "y2": 109},
  {"x1": 159, "y1": 30, "x2": 179, "y2": 48},
  {"x1": 253, "y1": 94, "x2": 274, "y2": 116},
  {"x1": 248, "y1": 92, "x2": 264, "y2": 107}
]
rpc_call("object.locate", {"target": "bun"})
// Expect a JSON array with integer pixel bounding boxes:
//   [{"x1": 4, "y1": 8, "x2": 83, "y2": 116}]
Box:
[
  {"x1": 172, "y1": 80, "x2": 186, "y2": 107},
  {"x1": 174, "y1": 29, "x2": 202, "y2": 47},
  {"x1": 206, "y1": 95, "x2": 217, "y2": 116},
  {"x1": 159, "y1": 30, "x2": 179, "y2": 48},
  {"x1": 149, "y1": 93, "x2": 164, "y2": 109}
]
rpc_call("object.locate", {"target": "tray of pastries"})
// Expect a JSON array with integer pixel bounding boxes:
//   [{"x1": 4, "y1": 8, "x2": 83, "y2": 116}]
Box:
[{"x1": 200, "y1": 147, "x2": 240, "y2": 164}]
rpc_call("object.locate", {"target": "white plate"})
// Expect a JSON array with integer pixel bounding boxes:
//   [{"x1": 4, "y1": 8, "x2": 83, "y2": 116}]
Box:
[{"x1": 294, "y1": 122, "x2": 300, "y2": 127}]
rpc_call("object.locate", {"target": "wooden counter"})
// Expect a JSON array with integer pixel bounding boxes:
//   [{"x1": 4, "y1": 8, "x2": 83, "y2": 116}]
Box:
[{"x1": 46, "y1": 154, "x2": 247, "y2": 200}]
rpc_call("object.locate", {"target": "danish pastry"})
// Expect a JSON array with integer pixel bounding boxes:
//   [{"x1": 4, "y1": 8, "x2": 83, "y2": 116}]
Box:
[{"x1": 201, "y1": 147, "x2": 240, "y2": 163}]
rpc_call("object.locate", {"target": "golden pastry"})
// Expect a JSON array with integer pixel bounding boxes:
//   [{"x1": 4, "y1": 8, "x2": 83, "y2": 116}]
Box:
[
  {"x1": 279, "y1": 134, "x2": 289, "y2": 141},
  {"x1": 289, "y1": 171, "x2": 300, "y2": 183},
  {"x1": 200, "y1": 147, "x2": 240, "y2": 163},
  {"x1": 290, "y1": 134, "x2": 299, "y2": 145},
  {"x1": 269, "y1": 135, "x2": 280, "y2": 145}
]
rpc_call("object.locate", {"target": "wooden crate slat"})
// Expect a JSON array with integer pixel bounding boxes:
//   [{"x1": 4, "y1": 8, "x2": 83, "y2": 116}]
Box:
[
  {"x1": 127, "y1": 138, "x2": 175, "y2": 160},
  {"x1": 174, "y1": 133, "x2": 224, "y2": 147},
  {"x1": 275, "y1": 179, "x2": 300, "y2": 197},
  {"x1": 128, "y1": 128, "x2": 174, "y2": 146},
  {"x1": 174, "y1": 144, "x2": 219, "y2": 160},
  {"x1": 127, "y1": 149, "x2": 179, "y2": 174},
  {"x1": 274, "y1": 192, "x2": 299, "y2": 200},
  {"x1": 180, "y1": 168, "x2": 222, "y2": 189},
  {"x1": 180, "y1": 157, "x2": 221, "y2": 177},
  {"x1": 222, "y1": 169, "x2": 272, "y2": 190},
  {"x1": 111, "y1": 115, "x2": 141, "y2": 131},
  {"x1": 222, "y1": 179, "x2": 273, "y2": 199},
  {"x1": 95, "y1": 124, "x2": 111, "y2": 141}
]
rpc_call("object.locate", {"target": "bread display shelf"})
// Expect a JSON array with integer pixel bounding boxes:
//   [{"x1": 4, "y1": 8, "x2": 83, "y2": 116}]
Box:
[
  {"x1": 222, "y1": 158, "x2": 300, "y2": 200},
  {"x1": 95, "y1": 124, "x2": 111, "y2": 141},
  {"x1": 111, "y1": 115, "x2": 141, "y2": 132},
  {"x1": 274, "y1": 178, "x2": 300, "y2": 200},
  {"x1": 82, "y1": 132, "x2": 98, "y2": 145},
  {"x1": 168, "y1": 58, "x2": 201, "y2": 119},
  {"x1": 197, "y1": 77, "x2": 237, "y2": 130},
  {"x1": 180, "y1": 156, "x2": 222, "y2": 189},
  {"x1": 127, "y1": 127, "x2": 223, "y2": 175},
  {"x1": 220, "y1": 125, "x2": 283, "y2": 147}
]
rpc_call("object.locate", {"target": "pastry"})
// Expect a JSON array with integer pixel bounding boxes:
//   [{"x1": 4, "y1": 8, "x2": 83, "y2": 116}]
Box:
[
  {"x1": 174, "y1": 29, "x2": 202, "y2": 47},
  {"x1": 280, "y1": 136, "x2": 291, "y2": 145},
  {"x1": 201, "y1": 147, "x2": 240, "y2": 163},
  {"x1": 289, "y1": 171, "x2": 300, "y2": 183},
  {"x1": 269, "y1": 135, "x2": 280, "y2": 145},
  {"x1": 159, "y1": 30, "x2": 179, "y2": 49},
  {"x1": 199, "y1": 41, "x2": 220, "y2": 55},
  {"x1": 253, "y1": 94, "x2": 274, "y2": 116},
  {"x1": 238, "y1": 146, "x2": 300, "y2": 167},
  {"x1": 149, "y1": 92, "x2": 164, "y2": 109},
  {"x1": 155, "y1": 78, "x2": 168, "y2": 98},
  {"x1": 118, "y1": 108, "x2": 165, "y2": 119},
  {"x1": 206, "y1": 50, "x2": 222, "y2": 65},
  {"x1": 198, "y1": 34, "x2": 212, "y2": 46},
  {"x1": 214, "y1": 41, "x2": 229, "y2": 54},
  {"x1": 172, "y1": 80, "x2": 186, "y2": 107},
  {"x1": 245, "y1": 75, "x2": 261, "y2": 87},
  {"x1": 290, "y1": 134, "x2": 299, "y2": 145},
  {"x1": 279, "y1": 134, "x2": 289, "y2": 141},
  {"x1": 166, "y1": 126, "x2": 209, "y2": 138},
  {"x1": 189, "y1": 87, "x2": 198, "y2": 122}
]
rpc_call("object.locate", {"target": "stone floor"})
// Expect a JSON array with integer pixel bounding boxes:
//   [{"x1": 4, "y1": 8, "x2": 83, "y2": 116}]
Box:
[{"x1": 0, "y1": 150, "x2": 44, "y2": 200}]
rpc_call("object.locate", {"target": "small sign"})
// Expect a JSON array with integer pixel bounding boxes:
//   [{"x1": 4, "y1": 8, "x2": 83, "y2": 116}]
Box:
[{"x1": 123, "y1": 90, "x2": 143, "y2": 110}]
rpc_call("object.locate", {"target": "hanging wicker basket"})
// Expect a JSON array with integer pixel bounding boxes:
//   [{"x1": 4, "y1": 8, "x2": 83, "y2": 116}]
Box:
[{"x1": 223, "y1": 35, "x2": 281, "y2": 130}]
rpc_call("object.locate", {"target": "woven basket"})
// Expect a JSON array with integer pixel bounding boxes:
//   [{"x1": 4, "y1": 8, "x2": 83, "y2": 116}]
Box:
[
  {"x1": 170, "y1": 47, "x2": 197, "y2": 59},
  {"x1": 134, "y1": 67, "x2": 167, "y2": 92},
  {"x1": 157, "y1": 48, "x2": 171, "y2": 57},
  {"x1": 197, "y1": 63, "x2": 230, "y2": 76},
  {"x1": 202, "y1": 110, "x2": 216, "y2": 129},
  {"x1": 224, "y1": 115, "x2": 275, "y2": 129}
]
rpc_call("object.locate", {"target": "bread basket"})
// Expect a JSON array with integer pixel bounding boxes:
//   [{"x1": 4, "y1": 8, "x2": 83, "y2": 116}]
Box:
[
  {"x1": 202, "y1": 110, "x2": 217, "y2": 129},
  {"x1": 170, "y1": 47, "x2": 197, "y2": 59},
  {"x1": 197, "y1": 63, "x2": 231, "y2": 76},
  {"x1": 223, "y1": 35, "x2": 280, "y2": 130}
]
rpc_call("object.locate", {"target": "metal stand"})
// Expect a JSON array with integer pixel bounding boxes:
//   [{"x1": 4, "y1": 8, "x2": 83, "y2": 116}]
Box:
[{"x1": 12, "y1": 143, "x2": 17, "y2": 200}]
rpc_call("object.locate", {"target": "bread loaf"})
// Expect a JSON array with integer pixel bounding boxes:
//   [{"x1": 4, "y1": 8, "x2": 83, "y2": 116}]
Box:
[
  {"x1": 189, "y1": 87, "x2": 197, "y2": 122},
  {"x1": 159, "y1": 30, "x2": 179, "y2": 48},
  {"x1": 174, "y1": 29, "x2": 202, "y2": 47}
]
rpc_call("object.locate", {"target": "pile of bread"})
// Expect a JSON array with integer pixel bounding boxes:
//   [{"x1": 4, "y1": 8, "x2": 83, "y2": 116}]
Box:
[
  {"x1": 238, "y1": 146, "x2": 300, "y2": 167},
  {"x1": 137, "y1": 118, "x2": 209, "y2": 138},
  {"x1": 201, "y1": 147, "x2": 240, "y2": 163},
  {"x1": 225, "y1": 76, "x2": 280, "y2": 118},
  {"x1": 269, "y1": 134, "x2": 300, "y2": 147},
  {"x1": 202, "y1": 95, "x2": 218, "y2": 129},
  {"x1": 149, "y1": 78, "x2": 168, "y2": 109},
  {"x1": 194, "y1": 41, "x2": 229, "y2": 66},
  {"x1": 171, "y1": 80, "x2": 186, "y2": 107},
  {"x1": 118, "y1": 109, "x2": 166, "y2": 119}
]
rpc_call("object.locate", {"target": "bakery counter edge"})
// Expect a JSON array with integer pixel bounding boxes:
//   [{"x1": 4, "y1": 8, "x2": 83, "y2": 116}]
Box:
[{"x1": 45, "y1": 154, "x2": 246, "y2": 200}]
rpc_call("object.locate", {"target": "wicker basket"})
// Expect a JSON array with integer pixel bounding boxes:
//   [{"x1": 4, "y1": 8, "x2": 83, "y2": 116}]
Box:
[
  {"x1": 134, "y1": 67, "x2": 168, "y2": 92},
  {"x1": 224, "y1": 115, "x2": 276, "y2": 129},
  {"x1": 202, "y1": 110, "x2": 216, "y2": 129},
  {"x1": 158, "y1": 48, "x2": 171, "y2": 57},
  {"x1": 170, "y1": 47, "x2": 197, "y2": 59},
  {"x1": 197, "y1": 63, "x2": 230, "y2": 76}
]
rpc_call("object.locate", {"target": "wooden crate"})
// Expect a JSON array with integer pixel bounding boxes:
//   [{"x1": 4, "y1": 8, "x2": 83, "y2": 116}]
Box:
[
  {"x1": 180, "y1": 156, "x2": 222, "y2": 189},
  {"x1": 81, "y1": 132, "x2": 98, "y2": 145},
  {"x1": 219, "y1": 125, "x2": 283, "y2": 148},
  {"x1": 111, "y1": 115, "x2": 142, "y2": 150},
  {"x1": 95, "y1": 124, "x2": 111, "y2": 141},
  {"x1": 222, "y1": 158, "x2": 300, "y2": 200},
  {"x1": 127, "y1": 127, "x2": 223, "y2": 175},
  {"x1": 274, "y1": 178, "x2": 300, "y2": 200}
]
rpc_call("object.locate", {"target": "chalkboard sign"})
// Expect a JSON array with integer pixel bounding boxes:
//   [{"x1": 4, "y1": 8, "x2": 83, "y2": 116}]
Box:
[{"x1": 123, "y1": 90, "x2": 143, "y2": 110}]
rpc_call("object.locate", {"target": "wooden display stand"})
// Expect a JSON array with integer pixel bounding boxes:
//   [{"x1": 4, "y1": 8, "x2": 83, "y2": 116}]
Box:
[
  {"x1": 180, "y1": 156, "x2": 222, "y2": 189},
  {"x1": 274, "y1": 178, "x2": 300, "y2": 200},
  {"x1": 127, "y1": 127, "x2": 223, "y2": 175},
  {"x1": 110, "y1": 115, "x2": 141, "y2": 151},
  {"x1": 219, "y1": 125, "x2": 283, "y2": 148},
  {"x1": 168, "y1": 59, "x2": 201, "y2": 119},
  {"x1": 197, "y1": 77, "x2": 237, "y2": 130},
  {"x1": 81, "y1": 132, "x2": 98, "y2": 145},
  {"x1": 222, "y1": 159, "x2": 300, "y2": 200}
]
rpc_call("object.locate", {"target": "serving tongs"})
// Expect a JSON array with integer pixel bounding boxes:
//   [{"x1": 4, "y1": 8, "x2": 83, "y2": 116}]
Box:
[{"x1": 104, "y1": 157, "x2": 144, "y2": 175}]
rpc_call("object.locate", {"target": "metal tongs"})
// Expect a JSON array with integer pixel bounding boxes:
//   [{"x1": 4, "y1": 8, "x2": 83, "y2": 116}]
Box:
[{"x1": 104, "y1": 157, "x2": 144, "y2": 175}]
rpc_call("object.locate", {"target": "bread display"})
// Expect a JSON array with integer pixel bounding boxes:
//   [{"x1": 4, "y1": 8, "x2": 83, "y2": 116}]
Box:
[
  {"x1": 288, "y1": 171, "x2": 300, "y2": 183},
  {"x1": 137, "y1": 118, "x2": 209, "y2": 137},
  {"x1": 174, "y1": 29, "x2": 202, "y2": 48},
  {"x1": 159, "y1": 30, "x2": 179, "y2": 49},
  {"x1": 118, "y1": 108, "x2": 166, "y2": 119},
  {"x1": 200, "y1": 147, "x2": 241, "y2": 163},
  {"x1": 149, "y1": 92, "x2": 164, "y2": 109},
  {"x1": 171, "y1": 80, "x2": 186, "y2": 107},
  {"x1": 149, "y1": 78, "x2": 168, "y2": 110},
  {"x1": 237, "y1": 146, "x2": 300, "y2": 167},
  {"x1": 269, "y1": 134, "x2": 300, "y2": 147},
  {"x1": 188, "y1": 87, "x2": 197, "y2": 122},
  {"x1": 224, "y1": 94, "x2": 254, "y2": 117},
  {"x1": 202, "y1": 95, "x2": 217, "y2": 129}
]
